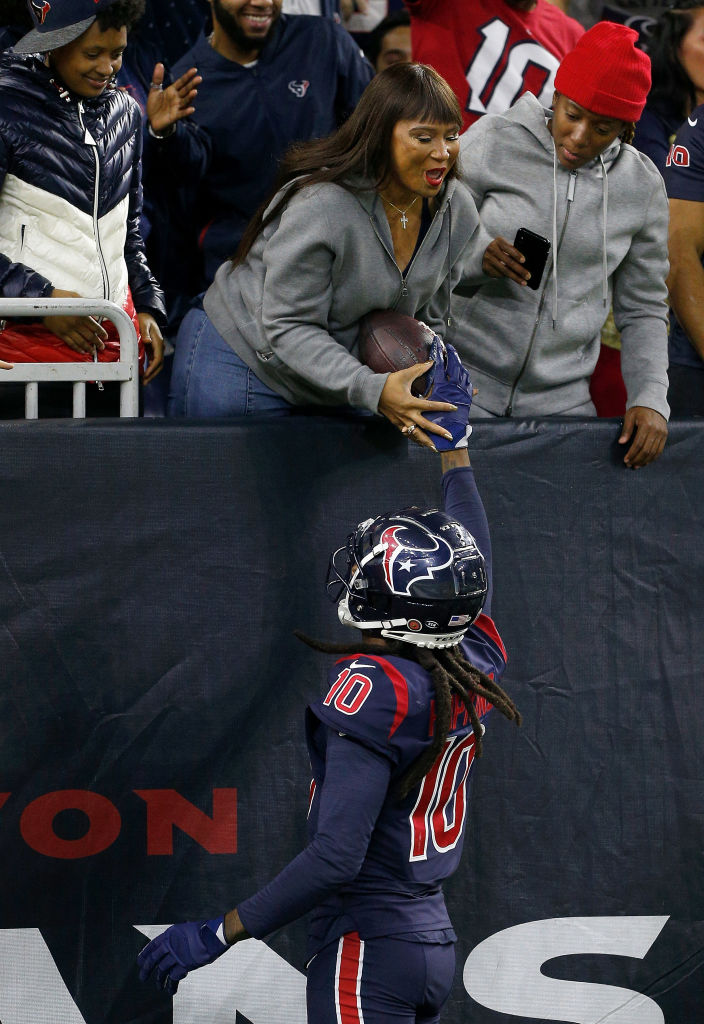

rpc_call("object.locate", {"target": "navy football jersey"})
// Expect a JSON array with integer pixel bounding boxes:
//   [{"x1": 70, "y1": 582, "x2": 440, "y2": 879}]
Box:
[
  {"x1": 304, "y1": 614, "x2": 507, "y2": 952},
  {"x1": 664, "y1": 108, "x2": 704, "y2": 368},
  {"x1": 664, "y1": 109, "x2": 704, "y2": 202}
]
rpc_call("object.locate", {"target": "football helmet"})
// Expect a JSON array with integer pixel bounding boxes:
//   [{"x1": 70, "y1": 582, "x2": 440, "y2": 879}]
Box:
[{"x1": 326, "y1": 507, "x2": 487, "y2": 648}]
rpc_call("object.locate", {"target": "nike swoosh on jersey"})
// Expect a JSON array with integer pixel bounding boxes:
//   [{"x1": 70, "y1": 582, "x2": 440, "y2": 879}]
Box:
[{"x1": 689, "y1": 116, "x2": 698, "y2": 126}]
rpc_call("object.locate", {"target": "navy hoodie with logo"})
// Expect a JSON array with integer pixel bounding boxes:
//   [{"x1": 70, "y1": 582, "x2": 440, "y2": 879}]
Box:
[{"x1": 146, "y1": 15, "x2": 373, "y2": 323}]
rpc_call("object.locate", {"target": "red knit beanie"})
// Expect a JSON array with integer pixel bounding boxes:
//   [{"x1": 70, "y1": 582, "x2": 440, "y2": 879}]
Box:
[{"x1": 554, "y1": 22, "x2": 651, "y2": 122}]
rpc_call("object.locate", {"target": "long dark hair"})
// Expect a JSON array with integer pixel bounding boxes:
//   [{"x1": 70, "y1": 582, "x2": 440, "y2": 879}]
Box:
[
  {"x1": 234, "y1": 62, "x2": 463, "y2": 265},
  {"x1": 296, "y1": 632, "x2": 521, "y2": 801},
  {"x1": 645, "y1": 3, "x2": 703, "y2": 120}
]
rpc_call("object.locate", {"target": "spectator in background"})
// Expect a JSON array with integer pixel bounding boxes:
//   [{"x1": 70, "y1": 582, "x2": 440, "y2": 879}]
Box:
[
  {"x1": 0, "y1": 0, "x2": 167, "y2": 415},
  {"x1": 404, "y1": 0, "x2": 583, "y2": 133},
  {"x1": 449, "y1": 23, "x2": 670, "y2": 467},
  {"x1": 634, "y1": 1, "x2": 704, "y2": 174},
  {"x1": 663, "y1": 108, "x2": 704, "y2": 415},
  {"x1": 140, "y1": 0, "x2": 210, "y2": 66},
  {"x1": 362, "y1": 8, "x2": 411, "y2": 70},
  {"x1": 592, "y1": 2, "x2": 704, "y2": 418},
  {"x1": 145, "y1": 0, "x2": 374, "y2": 331},
  {"x1": 1, "y1": 1, "x2": 210, "y2": 97},
  {"x1": 0, "y1": 0, "x2": 205, "y2": 248}
]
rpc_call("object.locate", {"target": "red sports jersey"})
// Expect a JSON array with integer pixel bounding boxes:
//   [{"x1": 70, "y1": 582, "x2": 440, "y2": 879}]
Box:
[{"x1": 405, "y1": 0, "x2": 584, "y2": 130}]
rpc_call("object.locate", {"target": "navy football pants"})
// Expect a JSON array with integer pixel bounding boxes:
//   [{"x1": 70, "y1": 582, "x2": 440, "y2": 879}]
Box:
[{"x1": 306, "y1": 932, "x2": 456, "y2": 1023}]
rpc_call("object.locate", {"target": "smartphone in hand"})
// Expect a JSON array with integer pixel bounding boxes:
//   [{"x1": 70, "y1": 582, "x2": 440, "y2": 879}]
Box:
[{"x1": 513, "y1": 228, "x2": 551, "y2": 291}]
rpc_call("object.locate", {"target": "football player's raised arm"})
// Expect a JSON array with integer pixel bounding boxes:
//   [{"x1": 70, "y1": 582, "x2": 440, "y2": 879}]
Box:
[
  {"x1": 440, "y1": 450, "x2": 470, "y2": 471},
  {"x1": 440, "y1": 449, "x2": 493, "y2": 617}
]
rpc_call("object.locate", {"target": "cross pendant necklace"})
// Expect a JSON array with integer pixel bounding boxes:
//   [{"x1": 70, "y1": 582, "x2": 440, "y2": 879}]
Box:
[{"x1": 381, "y1": 195, "x2": 419, "y2": 229}]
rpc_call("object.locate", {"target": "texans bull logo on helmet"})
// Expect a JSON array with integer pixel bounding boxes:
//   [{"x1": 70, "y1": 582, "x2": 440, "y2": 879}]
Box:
[
  {"x1": 380, "y1": 522, "x2": 454, "y2": 597},
  {"x1": 327, "y1": 506, "x2": 488, "y2": 648}
]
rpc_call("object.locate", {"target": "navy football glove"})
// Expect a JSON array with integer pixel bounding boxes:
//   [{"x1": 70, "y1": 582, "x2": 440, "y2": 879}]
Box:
[
  {"x1": 424, "y1": 339, "x2": 473, "y2": 450},
  {"x1": 137, "y1": 916, "x2": 229, "y2": 995}
]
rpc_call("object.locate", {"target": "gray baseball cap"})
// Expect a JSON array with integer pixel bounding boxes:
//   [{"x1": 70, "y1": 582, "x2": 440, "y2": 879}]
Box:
[{"x1": 13, "y1": 0, "x2": 122, "y2": 54}]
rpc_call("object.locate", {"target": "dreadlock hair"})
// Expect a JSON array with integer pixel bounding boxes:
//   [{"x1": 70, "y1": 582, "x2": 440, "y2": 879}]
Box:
[
  {"x1": 621, "y1": 123, "x2": 637, "y2": 145},
  {"x1": 233, "y1": 62, "x2": 462, "y2": 266},
  {"x1": 295, "y1": 631, "x2": 521, "y2": 801}
]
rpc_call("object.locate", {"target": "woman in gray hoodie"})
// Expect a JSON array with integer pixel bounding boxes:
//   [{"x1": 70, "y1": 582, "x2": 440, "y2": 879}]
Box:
[
  {"x1": 168, "y1": 62, "x2": 492, "y2": 449},
  {"x1": 452, "y1": 22, "x2": 670, "y2": 469}
]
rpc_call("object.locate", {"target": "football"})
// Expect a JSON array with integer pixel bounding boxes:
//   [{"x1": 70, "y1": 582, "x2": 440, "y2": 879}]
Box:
[{"x1": 357, "y1": 309, "x2": 436, "y2": 396}]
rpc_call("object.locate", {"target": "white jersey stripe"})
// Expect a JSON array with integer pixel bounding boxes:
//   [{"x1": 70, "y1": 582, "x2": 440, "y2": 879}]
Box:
[
  {"x1": 356, "y1": 939, "x2": 365, "y2": 1023},
  {"x1": 334, "y1": 938, "x2": 344, "y2": 1024}
]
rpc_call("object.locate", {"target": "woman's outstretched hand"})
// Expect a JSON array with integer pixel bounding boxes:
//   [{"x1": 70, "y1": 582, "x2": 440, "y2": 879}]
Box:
[{"x1": 378, "y1": 361, "x2": 457, "y2": 451}]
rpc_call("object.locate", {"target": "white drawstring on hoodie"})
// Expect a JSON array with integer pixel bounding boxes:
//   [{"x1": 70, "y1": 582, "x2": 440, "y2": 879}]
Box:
[
  {"x1": 551, "y1": 145, "x2": 558, "y2": 328},
  {"x1": 599, "y1": 152, "x2": 609, "y2": 311}
]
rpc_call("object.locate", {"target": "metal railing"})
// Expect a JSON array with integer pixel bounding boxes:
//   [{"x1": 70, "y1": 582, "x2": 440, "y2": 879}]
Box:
[{"x1": 0, "y1": 298, "x2": 139, "y2": 418}]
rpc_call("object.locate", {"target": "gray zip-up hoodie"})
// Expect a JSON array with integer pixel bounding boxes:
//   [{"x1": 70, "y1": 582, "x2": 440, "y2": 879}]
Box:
[
  {"x1": 203, "y1": 176, "x2": 489, "y2": 413},
  {"x1": 451, "y1": 93, "x2": 670, "y2": 418}
]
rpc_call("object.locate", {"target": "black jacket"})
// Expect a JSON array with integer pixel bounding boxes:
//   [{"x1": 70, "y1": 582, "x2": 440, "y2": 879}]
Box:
[{"x1": 0, "y1": 53, "x2": 165, "y2": 320}]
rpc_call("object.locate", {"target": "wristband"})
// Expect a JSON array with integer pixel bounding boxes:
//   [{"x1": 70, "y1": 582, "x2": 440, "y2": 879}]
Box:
[{"x1": 148, "y1": 122, "x2": 176, "y2": 140}]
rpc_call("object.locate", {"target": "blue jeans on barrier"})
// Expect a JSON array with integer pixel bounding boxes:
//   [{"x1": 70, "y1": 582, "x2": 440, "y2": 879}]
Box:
[{"x1": 168, "y1": 306, "x2": 294, "y2": 417}]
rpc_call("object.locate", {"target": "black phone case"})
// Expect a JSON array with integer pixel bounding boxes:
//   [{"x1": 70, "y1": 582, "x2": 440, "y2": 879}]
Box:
[{"x1": 514, "y1": 228, "x2": 551, "y2": 291}]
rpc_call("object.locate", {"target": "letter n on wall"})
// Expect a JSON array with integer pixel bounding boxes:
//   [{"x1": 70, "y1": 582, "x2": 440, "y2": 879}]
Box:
[{"x1": 134, "y1": 788, "x2": 237, "y2": 855}]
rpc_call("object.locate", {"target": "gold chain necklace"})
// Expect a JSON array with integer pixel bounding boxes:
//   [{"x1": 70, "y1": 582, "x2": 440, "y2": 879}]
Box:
[{"x1": 380, "y1": 194, "x2": 419, "y2": 229}]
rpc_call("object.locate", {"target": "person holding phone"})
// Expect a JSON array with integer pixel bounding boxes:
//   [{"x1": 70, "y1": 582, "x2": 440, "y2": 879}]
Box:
[{"x1": 450, "y1": 22, "x2": 670, "y2": 468}]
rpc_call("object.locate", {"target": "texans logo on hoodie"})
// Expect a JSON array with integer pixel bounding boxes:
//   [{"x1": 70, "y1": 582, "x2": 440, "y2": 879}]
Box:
[{"x1": 288, "y1": 80, "x2": 310, "y2": 99}]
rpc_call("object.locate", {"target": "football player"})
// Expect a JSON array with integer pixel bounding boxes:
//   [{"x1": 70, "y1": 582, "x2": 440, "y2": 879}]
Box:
[{"x1": 138, "y1": 341, "x2": 521, "y2": 1023}]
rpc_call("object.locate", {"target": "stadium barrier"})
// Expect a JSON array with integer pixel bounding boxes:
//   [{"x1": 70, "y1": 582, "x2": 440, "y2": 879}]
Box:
[
  {"x1": 0, "y1": 298, "x2": 139, "y2": 418},
  {"x1": 0, "y1": 416, "x2": 701, "y2": 1023}
]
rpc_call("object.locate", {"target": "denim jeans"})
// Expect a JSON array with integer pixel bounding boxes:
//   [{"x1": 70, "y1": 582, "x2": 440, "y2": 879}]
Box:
[{"x1": 168, "y1": 306, "x2": 294, "y2": 418}]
